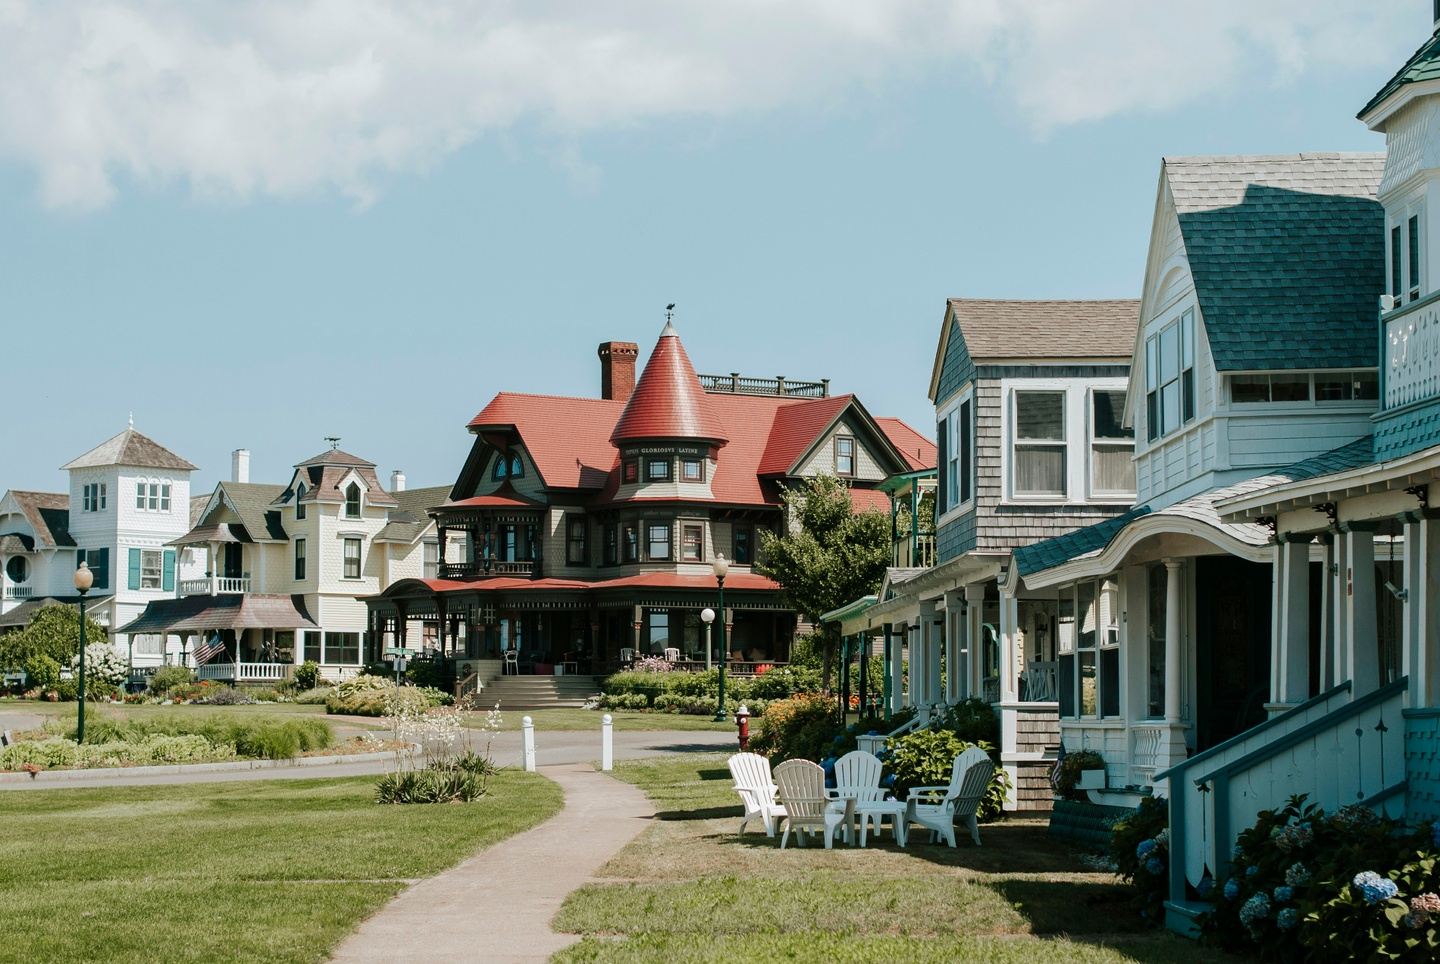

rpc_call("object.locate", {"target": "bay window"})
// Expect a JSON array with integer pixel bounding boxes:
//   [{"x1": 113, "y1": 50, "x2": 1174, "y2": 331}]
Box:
[
  {"x1": 681, "y1": 523, "x2": 704, "y2": 562},
  {"x1": 1012, "y1": 391, "x2": 1066, "y2": 498},
  {"x1": 566, "y1": 516, "x2": 588, "y2": 565},
  {"x1": 1057, "y1": 576, "x2": 1121, "y2": 719},
  {"x1": 647, "y1": 522, "x2": 672, "y2": 560}
]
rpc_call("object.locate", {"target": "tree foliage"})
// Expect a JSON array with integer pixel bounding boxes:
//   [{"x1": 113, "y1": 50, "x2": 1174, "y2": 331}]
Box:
[
  {"x1": 755, "y1": 474, "x2": 890, "y2": 688},
  {"x1": 0, "y1": 603, "x2": 108, "y2": 682}
]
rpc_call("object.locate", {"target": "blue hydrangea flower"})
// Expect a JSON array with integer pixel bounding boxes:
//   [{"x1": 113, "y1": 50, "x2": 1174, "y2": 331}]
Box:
[
  {"x1": 1224, "y1": 878, "x2": 1240, "y2": 900},
  {"x1": 1353, "y1": 871, "x2": 1399, "y2": 905},
  {"x1": 1196, "y1": 878, "x2": 1215, "y2": 898},
  {"x1": 882, "y1": 774, "x2": 896, "y2": 787},
  {"x1": 1154, "y1": 828, "x2": 1170, "y2": 847},
  {"x1": 1145, "y1": 857, "x2": 1164, "y2": 875},
  {"x1": 1277, "y1": 907, "x2": 1299, "y2": 930},
  {"x1": 1246, "y1": 865, "x2": 1259, "y2": 878},
  {"x1": 1285, "y1": 863, "x2": 1311, "y2": 887},
  {"x1": 1239, "y1": 892, "x2": 1272, "y2": 928},
  {"x1": 1136, "y1": 839, "x2": 1157, "y2": 859},
  {"x1": 1273, "y1": 886, "x2": 1293, "y2": 903}
]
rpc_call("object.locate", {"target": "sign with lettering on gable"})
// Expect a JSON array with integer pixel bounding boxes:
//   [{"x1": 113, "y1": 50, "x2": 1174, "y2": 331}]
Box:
[{"x1": 634, "y1": 445, "x2": 709, "y2": 458}]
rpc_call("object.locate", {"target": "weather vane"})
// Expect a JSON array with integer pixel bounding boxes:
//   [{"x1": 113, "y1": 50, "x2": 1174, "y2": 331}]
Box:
[
  {"x1": 666, "y1": 303, "x2": 675, "y2": 323},
  {"x1": 325, "y1": 436, "x2": 341, "y2": 450}
]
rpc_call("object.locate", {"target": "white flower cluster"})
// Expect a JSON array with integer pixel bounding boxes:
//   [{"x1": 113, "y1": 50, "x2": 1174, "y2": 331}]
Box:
[{"x1": 72, "y1": 644, "x2": 128, "y2": 686}]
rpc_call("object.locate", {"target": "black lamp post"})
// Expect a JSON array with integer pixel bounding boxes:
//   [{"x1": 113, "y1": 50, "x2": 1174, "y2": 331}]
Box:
[
  {"x1": 73, "y1": 561, "x2": 93, "y2": 744},
  {"x1": 711, "y1": 554, "x2": 729, "y2": 722}
]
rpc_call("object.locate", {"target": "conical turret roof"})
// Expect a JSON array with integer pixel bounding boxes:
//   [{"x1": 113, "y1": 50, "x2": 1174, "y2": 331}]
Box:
[{"x1": 610, "y1": 322, "x2": 728, "y2": 447}]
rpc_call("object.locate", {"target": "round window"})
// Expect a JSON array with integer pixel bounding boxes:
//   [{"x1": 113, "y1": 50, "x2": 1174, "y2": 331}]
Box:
[{"x1": 5, "y1": 556, "x2": 28, "y2": 584}]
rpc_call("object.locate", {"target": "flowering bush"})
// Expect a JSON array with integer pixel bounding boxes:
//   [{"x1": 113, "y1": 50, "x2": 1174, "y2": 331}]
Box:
[
  {"x1": 631, "y1": 656, "x2": 673, "y2": 673},
  {"x1": 883, "y1": 729, "x2": 1009, "y2": 822},
  {"x1": 1201, "y1": 794, "x2": 1440, "y2": 960},
  {"x1": 1109, "y1": 795, "x2": 1170, "y2": 922},
  {"x1": 748, "y1": 693, "x2": 841, "y2": 761},
  {"x1": 325, "y1": 676, "x2": 451, "y2": 716},
  {"x1": 375, "y1": 700, "x2": 501, "y2": 804},
  {"x1": 1051, "y1": 749, "x2": 1105, "y2": 799},
  {"x1": 71, "y1": 644, "x2": 129, "y2": 687}
]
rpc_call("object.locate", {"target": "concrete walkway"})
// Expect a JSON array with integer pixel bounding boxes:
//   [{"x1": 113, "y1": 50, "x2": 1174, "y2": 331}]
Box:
[{"x1": 330, "y1": 763, "x2": 653, "y2": 963}]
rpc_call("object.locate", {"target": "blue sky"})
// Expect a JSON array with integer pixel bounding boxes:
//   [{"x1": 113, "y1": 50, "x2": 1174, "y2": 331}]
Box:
[{"x1": 0, "y1": 2, "x2": 1427, "y2": 493}]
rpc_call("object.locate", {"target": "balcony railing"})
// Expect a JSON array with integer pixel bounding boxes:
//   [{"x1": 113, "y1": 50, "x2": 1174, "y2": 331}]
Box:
[
  {"x1": 179, "y1": 576, "x2": 251, "y2": 596},
  {"x1": 3, "y1": 586, "x2": 32, "y2": 600},
  {"x1": 1385, "y1": 294, "x2": 1440, "y2": 409},
  {"x1": 197, "y1": 662, "x2": 294, "y2": 682},
  {"x1": 438, "y1": 560, "x2": 537, "y2": 579},
  {"x1": 698, "y1": 372, "x2": 829, "y2": 398}
]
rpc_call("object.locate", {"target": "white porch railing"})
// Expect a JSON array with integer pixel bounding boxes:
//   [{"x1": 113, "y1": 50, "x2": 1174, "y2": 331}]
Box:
[
  {"x1": 1161, "y1": 678, "x2": 1407, "y2": 923},
  {"x1": 196, "y1": 662, "x2": 294, "y2": 682},
  {"x1": 1385, "y1": 296, "x2": 1440, "y2": 408},
  {"x1": 2, "y1": 586, "x2": 32, "y2": 600},
  {"x1": 1129, "y1": 723, "x2": 1168, "y2": 787},
  {"x1": 179, "y1": 576, "x2": 251, "y2": 596}
]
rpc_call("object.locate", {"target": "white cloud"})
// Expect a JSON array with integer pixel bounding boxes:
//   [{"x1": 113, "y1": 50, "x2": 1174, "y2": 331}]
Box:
[{"x1": 0, "y1": 0, "x2": 1417, "y2": 209}]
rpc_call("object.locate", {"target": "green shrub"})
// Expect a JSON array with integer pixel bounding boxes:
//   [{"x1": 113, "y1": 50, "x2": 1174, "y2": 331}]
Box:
[
  {"x1": 749, "y1": 693, "x2": 841, "y2": 761},
  {"x1": 293, "y1": 661, "x2": 322, "y2": 691},
  {"x1": 147, "y1": 664, "x2": 194, "y2": 695},
  {"x1": 1109, "y1": 795, "x2": 1170, "y2": 923},
  {"x1": 293, "y1": 685, "x2": 334, "y2": 705},
  {"x1": 199, "y1": 687, "x2": 254, "y2": 706},
  {"x1": 246, "y1": 687, "x2": 283, "y2": 702},
  {"x1": 375, "y1": 767, "x2": 486, "y2": 804},
  {"x1": 325, "y1": 676, "x2": 450, "y2": 716},
  {"x1": 0, "y1": 734, "x2": 237, "y2": 770},
  {"x1": 405, "y1": 657, "x2": 452, "y2": 691},
  {"x1": 748, "y1": 665, "x2": 822, "y2": 700},
  {"x1": 883, "y1": 729, "x2": 1009, "y2": 822},
  {"x1": 54, "y1": 712, "x2": 332, "y2": 760},
  {"x1": 598, "y1": 692, "x2": 649, "y2": 711},
  {"x1": 934, "y1": 698, "x2": 1000, "y2": 749},
  {"x1": 22, "y1": 654, "x2": 61, "y2": 690},
  {"x1": 599, "y1": 671, "x2": 666, "y2": 705}
]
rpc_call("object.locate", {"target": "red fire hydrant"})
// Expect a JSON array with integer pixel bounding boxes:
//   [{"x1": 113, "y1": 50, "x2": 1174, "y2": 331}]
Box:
[{"x1": 735, "y1": 703, "x2": 751, "y2": 751}]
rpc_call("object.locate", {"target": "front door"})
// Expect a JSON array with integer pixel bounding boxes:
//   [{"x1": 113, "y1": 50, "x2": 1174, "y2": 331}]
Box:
[{"x1": 1195, "y1": 557, "x2": 1272, "y2": 752}]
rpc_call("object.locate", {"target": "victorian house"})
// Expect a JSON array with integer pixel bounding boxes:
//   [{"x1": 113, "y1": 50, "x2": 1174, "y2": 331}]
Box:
[
  {"x1": 0, "y1": 425, "x2": 202, "y2": 667},
  {"x1": 825, "y1": 298, "x2": 1141, "y2": 811},
  {"x1": 120, "y1": 447, "x2": 449, "y2": 682},
  {"x1": 365, "y1": 322, "x2": 934, "y2": 680}
]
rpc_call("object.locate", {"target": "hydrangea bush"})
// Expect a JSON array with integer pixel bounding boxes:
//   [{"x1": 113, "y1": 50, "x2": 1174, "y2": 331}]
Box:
[
  {"x1": 1108, "y1": 795, "x2": 1170, "y2": 921},
  {"x1": 72, "y1": 643, "x2": 129, "y2": 687},
  {"x1": 1201, "y1": 794, "x2": 1440, "y2": 960}
]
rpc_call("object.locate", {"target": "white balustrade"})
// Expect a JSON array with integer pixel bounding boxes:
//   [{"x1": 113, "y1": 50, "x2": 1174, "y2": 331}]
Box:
[
  {"x1": 2, "y1": 586, "x2": 32, "y2": 600},
  {"x1": 1128, "y1": 724, "x2": 1166, "y2": 786},
  {"x1": 1386, "y1": 299, "x2": 1440, "y2": 408},
  {"x1": 179, "y1": 576, "x2": 252, "y2": 596},
  {"x1": 196, "y1": 662, "x2": 292, "y2": 682}
]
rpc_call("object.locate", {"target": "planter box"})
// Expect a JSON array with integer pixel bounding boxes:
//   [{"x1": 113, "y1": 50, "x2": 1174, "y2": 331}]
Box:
[{"x1": 1076, "y1": 768, "x2": 1106, "y2": 791}]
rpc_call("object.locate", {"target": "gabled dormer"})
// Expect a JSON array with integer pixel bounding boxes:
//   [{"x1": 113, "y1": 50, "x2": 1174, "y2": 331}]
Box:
[
  {"x1": 1127, "y1": 155, "x2": 1384, "y2": 507},
  {"x1": 271, "y1": 447, "x2": 398, "y2": 520}
]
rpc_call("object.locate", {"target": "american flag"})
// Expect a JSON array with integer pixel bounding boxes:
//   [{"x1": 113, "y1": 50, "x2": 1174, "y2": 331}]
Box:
[{"x1": 191, "y1": 634, "x2": 226, "y2": 666}]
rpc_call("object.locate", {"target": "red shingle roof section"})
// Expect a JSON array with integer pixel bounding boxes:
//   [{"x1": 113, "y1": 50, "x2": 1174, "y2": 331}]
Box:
[
  {"x1": 876, "y1": 418, "x2": 938, "y2": 471},
  {"x1": 757, "y1": 395, "x2": 855, "y2": 475},
  {"x1": 442, "y1": 492, "x2": 544, "y2": 509},
  {"x1": 610, "y1": 323, "x2": 729, "y2": 447},
  {"x1": 469, "y1": 392, "x2": 624, "y2": 489}
]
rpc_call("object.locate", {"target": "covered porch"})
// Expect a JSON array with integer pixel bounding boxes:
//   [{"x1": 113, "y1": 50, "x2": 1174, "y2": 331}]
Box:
[{"x1": 119, "y1": 592, "x2": 321, "y2": 683}]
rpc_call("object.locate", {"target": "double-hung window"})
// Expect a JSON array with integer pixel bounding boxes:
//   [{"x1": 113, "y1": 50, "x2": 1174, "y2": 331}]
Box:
[
  {"x1": 1057, "y1": 576, "x2": 1121, "y2": 719},
  {"x1": 1145, "y1": 309, "x2": 1195, "y2": 441},
  {"x1": 834, "y1": 436, "x2": 855, "y2": 477},
  {"x1": 681, "y1": 523, "x2": 704, "y2": 562},
  {"x1": 82, "y1": 483, "x2": 107, "y2": 512},
  {"x1": 1410, "y1": 215, "x2": 1422, "y2": 302},
  {"x1": 566, "y1": 516, "x2": 588, "y2": 565},
  {"x1": 295, "y1": 538, "x2": 307, "y2": 580},
  {"x1": 732, "y1": 525, "x2": 753, "y2": 564},
  {"x1": 1012, "y1": 391, "x2": 1067, "y2": 498},
  {"x1": 647, "y1": 522, "x2": 671, "y2": 561},
  {"x1": 1089, "y1": 390, "x2": 1135, "y2": 498},
  {"x1": 343, "y1": 537, "x2": 361, "y2": 579},
  {"x1": 622, "y1": 523, "x2": 639, "y2": 563},
  {"x1": 1393, "y1": 224, "x2": 1405, "y2": 300},
  {"x1": 296, "y1": 484, "x2": 307, "y2": 520},
  {"x1": 941, "y1": 394, "x2": 973, "y2": 512},
  {"x1": 422, "y1": 540, "x2": 438, "y2": 579},
  {"x1": 140, "y1": 549, "x2": 164, "y2": 589},
  {"x1": 344, "y1": 483, "x2": 362, "y2": 519},
  {"x1": 603, "y1": 525, "x2": 618, "y2": 565}
]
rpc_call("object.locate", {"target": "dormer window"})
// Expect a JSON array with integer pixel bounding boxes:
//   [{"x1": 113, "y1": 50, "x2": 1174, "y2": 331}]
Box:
[
  {"x1": 492, "y1": 452, "x2": 525, "y2": 480},
  {"x1": 295, "y1": 483, "x2": 307, "y2": 520},
  {"x1": 1144, "y1": 309, "x2": 1196, "y2": 442},
  {"x1": 646, "y1": 458, "x2": 672, "y2": 482},
  {"x1": 681, "y1": 458, "x2": 704, "y2": 482},
  {"x1": 344, "y1": 482, "x2": 362, "y2": 518}
]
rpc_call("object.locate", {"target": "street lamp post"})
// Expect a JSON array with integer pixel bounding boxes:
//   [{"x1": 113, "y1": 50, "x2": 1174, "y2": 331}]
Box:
[
  {"x1": 711, "y1": 555, "x2": 729, "y2": 722},
  {"x1": 73, "y1": 561, "x2": 93, "y2": 744},
  {"x1": 701, "y1": 607, "x2": 715, "y2": 673}
]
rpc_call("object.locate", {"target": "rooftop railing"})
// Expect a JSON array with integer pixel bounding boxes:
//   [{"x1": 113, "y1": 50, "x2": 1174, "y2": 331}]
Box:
[{"x1": 698, "y1": 373, "x2": 829, "y2": 398}]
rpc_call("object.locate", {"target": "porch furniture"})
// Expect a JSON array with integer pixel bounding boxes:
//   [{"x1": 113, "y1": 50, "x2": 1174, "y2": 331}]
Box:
[
  {"x1": 503, "y1": 650, "x2": 519, "y2": 676},
  {"x1": 728, "y1": 752, "x2": 785, "y2": 837},
  {"x1": 829, "y1": 750, "x2": 907, "y2": 847},
  {"x1": 774, "y1": 759, "x2": 851, "y2": 849},
  {"x1": 619, "y1": 647, "x2": 634, "y2": 667},
  {"x1": 905, "y1": 746, "x2": 993, "y2": 848},
  {"x1": 663, "y1": 647, "x2": 681, "y2": 663},
  {"x1": 1020, "y1": 660, "x2": 1057, "y2": 702}
]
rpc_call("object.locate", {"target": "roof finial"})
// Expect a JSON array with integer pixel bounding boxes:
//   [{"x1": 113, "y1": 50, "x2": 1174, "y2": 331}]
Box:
[
  {"x1": 128, "y1": 411, "x2": 134, "y2": 429},
  {"x1": 662, "y1": 302, "x2": 677, "y2": 336},
  {"x1": 325, "y1": 436, "x2": 341, "y2": 451}
]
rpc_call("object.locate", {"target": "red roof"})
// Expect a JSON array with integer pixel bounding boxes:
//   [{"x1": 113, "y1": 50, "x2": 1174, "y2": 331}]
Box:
[
  {"x1": 756, "y1": 395, "x2": 857, "y2": 475},
  {"x1": 610, "y1": 324, "x2": 729, "y2": 446},
  {"x1": 849, "y1": 488, "x2": 892, "y2": 514},
  {"x1": 441, "y1": 492, "x2": 543, "y2": 510},
  {"x1": 468, "y1": 392, "x2": 623, "y2": 490},
  {"x1": 877, "y1": 417, "x2": 937, "y2": 471},
  {"x1": 591, "y1": 572, "x2": 781, "y2": 591}
]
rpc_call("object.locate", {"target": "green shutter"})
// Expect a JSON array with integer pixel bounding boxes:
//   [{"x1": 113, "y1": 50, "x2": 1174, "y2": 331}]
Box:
[
  {"x1": 93, "y1": 548, "x2": 109, "y2": 590},
  {"x1": 162, "y1": 549, "x2": 176, "y2": 592},
  {"x1": 127, "y1": 548, "x2": 141, "y2": 590},
  {"x1": 935, "y1": 417, "x2": 948, "y2": 514}
]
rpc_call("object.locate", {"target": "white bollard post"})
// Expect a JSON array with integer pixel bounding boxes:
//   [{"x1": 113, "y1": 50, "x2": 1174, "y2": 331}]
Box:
[
  {"x1": 522, "y1": 715, "x2": 536, "y2": 772},
  {"x1": 601, "y1": 713, "x2": 614, "y2": 772}
]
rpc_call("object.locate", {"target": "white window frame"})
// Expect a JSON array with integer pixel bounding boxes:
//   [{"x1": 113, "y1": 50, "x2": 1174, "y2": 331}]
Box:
[
  {"x1": 1389, "y1": 196, "x2": 1426, "y2": 304},
  {"x1": 1144, "y1": 309, "x2": 1196, "y2": 443},
  {"x1": 1087, "y1": 387, "x2": 1136, "y2": 501},
  {"x1": 936, "y1": 387, "x2": 975, "y2": 525},
  {"x1": 422, "y1": 540, "x2": 438, "y2": 579},
  {"x1": 1224, "y1": 369, "x2": 1380, "y2": 409},
  {"x1": 134, "y1": 480, "x2": 171, "y2": 513},
  {"x1": 140, "y1": 549, "x2": 164, "y2": 590},
  {"x1": 341, "y1": 536, "x2": 363, "y2": 580},
  {"x1": 1000, "y1": 377, "x2": 1132, "y2": 507}
]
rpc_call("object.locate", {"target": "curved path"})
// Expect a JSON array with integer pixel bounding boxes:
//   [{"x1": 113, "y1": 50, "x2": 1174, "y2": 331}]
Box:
[{"x1": 330, "y1": 763, "x2": 653, "y2": 963}]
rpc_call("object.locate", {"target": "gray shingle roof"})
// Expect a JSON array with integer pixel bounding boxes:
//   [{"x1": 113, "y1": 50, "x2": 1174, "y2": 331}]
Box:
[
  {"x1": 61, "y1": 428, "x2": 197, "y2": 471},
  {"x1": 5, "y1": 491, "x2": 74, "y2": 548},
  {"x1": 190, "y1": 482, "x2": 287, "y2": 542},
  {"x1": 374, "y1": 485, "x2": 449, "y2": 544},
  {"x1": 947, "y1": 299, "x2": 1139, "y2": 361},
  {"x1": 1165, "y1": 153, "x2": 1385, "y2": 372},
  {"x1": 1359, "y1": 27, "x2": 1440, "y2": 119}
]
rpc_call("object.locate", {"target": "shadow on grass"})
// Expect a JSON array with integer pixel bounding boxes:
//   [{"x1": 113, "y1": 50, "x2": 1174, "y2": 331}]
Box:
[
  {"x1": 653, "y1": 806, "x2": 741, "y2": 822},
  {"x1": 992, "y1": 878, "x2": 1150, "y2": 936},
  {"x1": 885, "y1": 820, "x2": 1108, "y2": 875},
  {"x1": 644, "y1": 743, "x2": 739, "y2": 754}
]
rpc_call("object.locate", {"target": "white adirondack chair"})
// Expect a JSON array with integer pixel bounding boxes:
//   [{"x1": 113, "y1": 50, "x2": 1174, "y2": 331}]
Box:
[
  {"x1": 619, "y1": 647, "x2": 634, "y2": 666},
  {"x1": 664, "y1": 647, "x2": 681, "y2": 663},
  {"x1": 728, "y1": 752, "x2": 786, "y2": 837},
  {"x1": 905, "y1": 746, "x2": 994, "y2": 847},
  {"x1": 830, "y1": 750, "x2": 906, "y2": 847},
  {"x1": 774, "y1": 759, "x2": 848, "y2": 849}
]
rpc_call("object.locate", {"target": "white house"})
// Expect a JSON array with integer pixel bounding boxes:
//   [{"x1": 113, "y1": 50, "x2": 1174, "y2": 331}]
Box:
[{"x1": 0, "y1": 424, "x2": 203, "y2": 667}]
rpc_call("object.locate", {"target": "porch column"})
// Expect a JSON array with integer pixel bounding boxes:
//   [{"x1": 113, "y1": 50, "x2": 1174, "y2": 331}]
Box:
[
  {"x1": 1163, "y1": 559, "x2": 1183, "y2": 723},
  {"x1": 896, "y1": 621, "x2": 912, "y2": 708},
  {"x1": 999, "y1": 589, "x2": 1019, "y2": 703},
  {"x1": 1271, "y1": 536, "x2": 1311, "y2": 712},
  {"x1": 885, "y1": 623, "x2": 902, "y2": 716},
  {"x1": 208, "y1": 541, "x2": 220, "y2": 595},
  {"x1": 943, "y1": 592, "x2": 961, "y2": 704},
  {"x1": 965, "y1": 582, "x2": 986, "y2": 699},
  {"x1": 920, "y1": 599, "x2": 941, "y2": 707},
  {"x1": 631, "y1": 605, "x2": 643, "y2": 657},
  {"x1": 1318, "y1": 535, "x2": 1336, "y2": 691},
  {"x1": 1341, "y1": 525, "x2": 1380, "y2": 696},
  {"x1": 1403, "y1": 513, "x2": 1440, "y2": 705}
]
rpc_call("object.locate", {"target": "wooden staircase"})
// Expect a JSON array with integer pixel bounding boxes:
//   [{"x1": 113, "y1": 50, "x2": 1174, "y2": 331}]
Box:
[{"x1": 478, "y1": 674, "x2": 602, "y2": 710}]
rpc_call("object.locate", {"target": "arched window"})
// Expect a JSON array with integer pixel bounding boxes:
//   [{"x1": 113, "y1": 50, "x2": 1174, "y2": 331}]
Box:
[
  {"x1": 509, "y1": 454, "x2": 524, "y2": 478},
  {"x1": 492, "y1": 452, "x2": 525, "y2": 480},
  {"x1": 345, "y1": 482, "x2": 362, "y2": 518},
  {"x1": 295, "y1": 483, "x2": 307, "y2": 521},
  {"x1": 492, "y1": 455, "x2": 507, "y2": 480}
]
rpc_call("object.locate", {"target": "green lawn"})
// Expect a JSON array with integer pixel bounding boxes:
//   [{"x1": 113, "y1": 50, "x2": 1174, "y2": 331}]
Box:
[
  {"x1": 13, "y1": 699, "x2": 332, "y2": 718},
  {"x1": 0, "y1": 771, "x2": 562, "y2": 963},
  {"x1": 476, "y1": 708, "x2": 732, "y2": 733},
  {"x1": 552, "y1": 755, "x2": 1232, "y2": 964}
]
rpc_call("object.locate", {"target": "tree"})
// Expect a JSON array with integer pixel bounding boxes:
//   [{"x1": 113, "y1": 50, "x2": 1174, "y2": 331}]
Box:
[
  {"x1": 755, "y1": 474, "x2": 891, "y2": 690},
  {"x1": 0, "y1": 603, "x2": 108, "y2": 685}
]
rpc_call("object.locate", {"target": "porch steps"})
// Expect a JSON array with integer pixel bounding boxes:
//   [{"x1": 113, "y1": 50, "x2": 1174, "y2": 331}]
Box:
[{"x1": 479, "y1": 675, "x2": 602, "y2": 710}]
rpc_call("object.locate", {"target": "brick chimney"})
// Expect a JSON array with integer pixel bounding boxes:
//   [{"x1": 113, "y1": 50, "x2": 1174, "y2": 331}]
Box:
[{"x1": 598, "y1": 341, "x2": 639, "y2": 402}]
